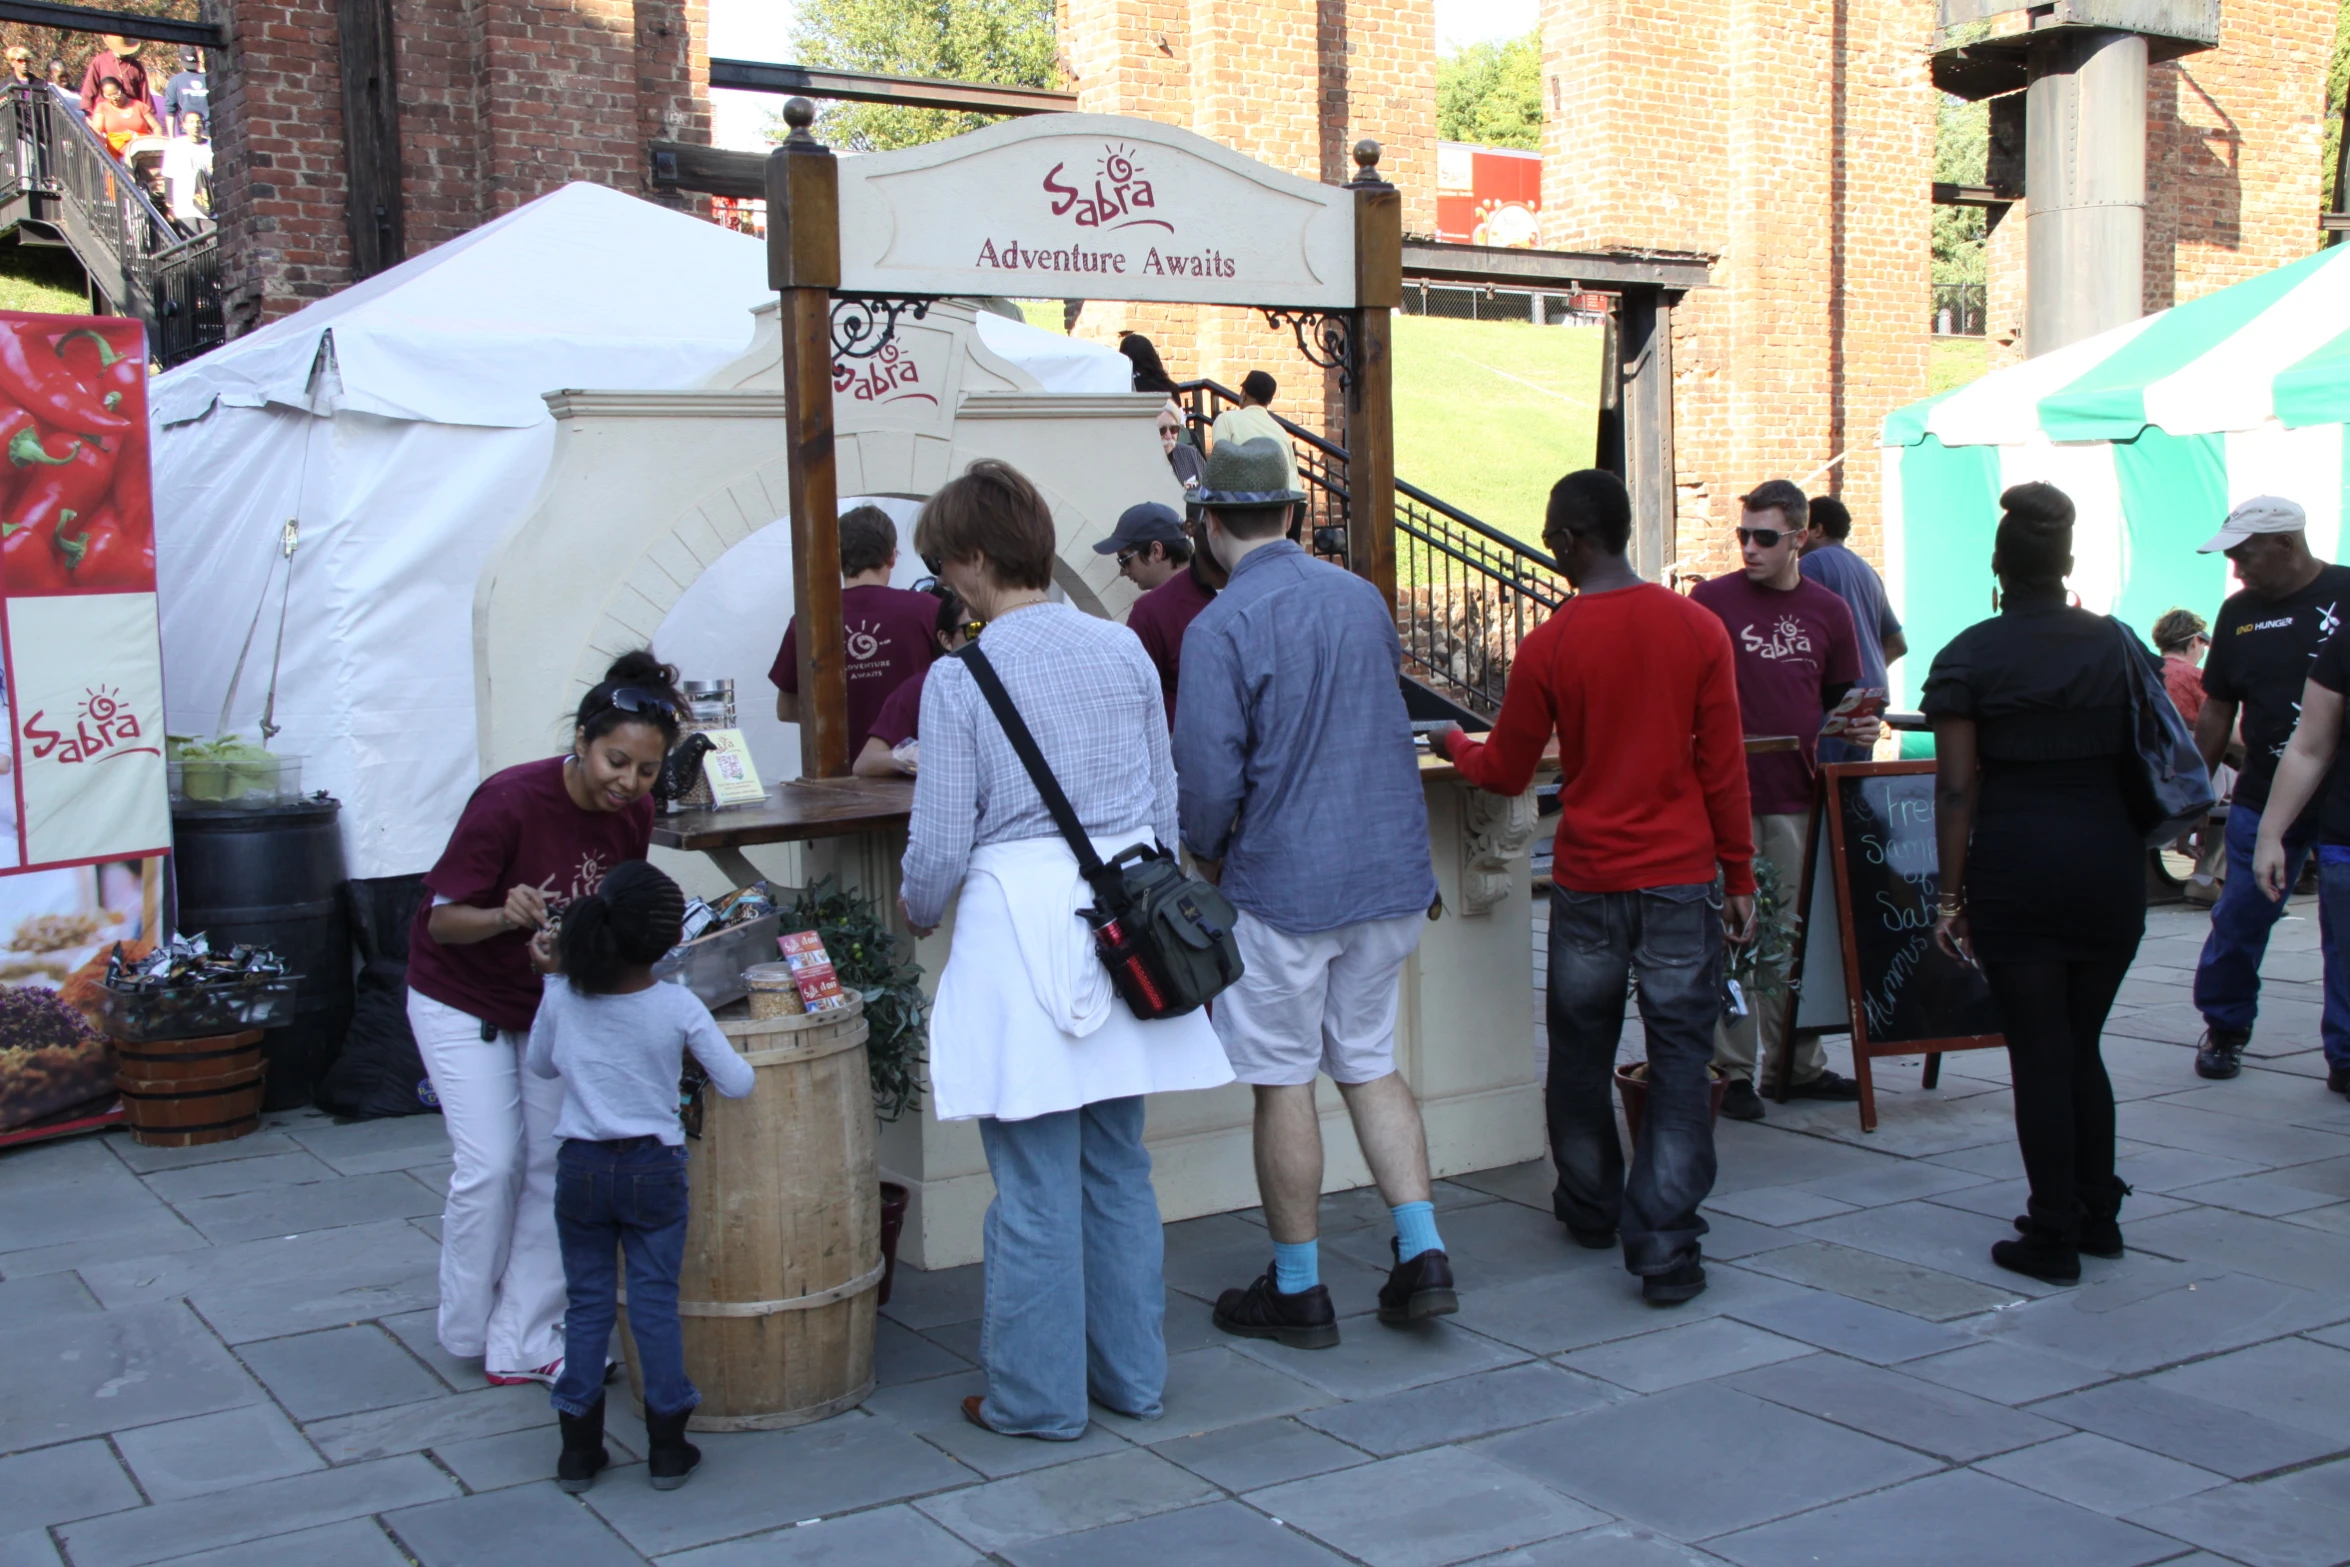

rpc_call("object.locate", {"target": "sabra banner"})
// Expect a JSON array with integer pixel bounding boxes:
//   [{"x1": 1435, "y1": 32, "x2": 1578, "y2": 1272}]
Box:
[
  {"x1": 837, "y1": 115, "x2": 1358, "y2": 309},
  {"x1": 0, "y1": 311, "x2": 169, "y2": 874}
]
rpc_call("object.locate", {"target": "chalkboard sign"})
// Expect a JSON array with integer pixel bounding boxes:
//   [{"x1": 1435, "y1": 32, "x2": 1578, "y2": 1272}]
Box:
[{"x1": 1779, "y1": 761, "x2": 2004, "y2": 1131}]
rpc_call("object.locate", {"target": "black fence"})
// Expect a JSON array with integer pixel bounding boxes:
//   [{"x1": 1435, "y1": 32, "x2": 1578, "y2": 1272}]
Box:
[
  {"x1": 1401, "y1": 280, "x2": 1609, "y2": 327},
  {"x1": 0, "y1": 85, "x2": 222, "y2": 367},
  {"x1": 1932, "y1": 282, "x2": 1987, "y2": 337}
]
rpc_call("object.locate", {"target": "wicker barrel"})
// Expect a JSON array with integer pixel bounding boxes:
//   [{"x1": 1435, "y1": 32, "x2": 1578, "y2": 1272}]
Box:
[
  {"x1": 113, "y1": 1029, "x2": 265, "y2": 1147},
  {"x1": 620, "y1": 992, "x2": 879, "y2": 1431}
]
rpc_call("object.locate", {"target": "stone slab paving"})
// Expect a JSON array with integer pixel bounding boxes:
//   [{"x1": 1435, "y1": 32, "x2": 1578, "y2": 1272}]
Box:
[{"x1": 5, "y1": 906, "x2": 2350, "y2": 1564}]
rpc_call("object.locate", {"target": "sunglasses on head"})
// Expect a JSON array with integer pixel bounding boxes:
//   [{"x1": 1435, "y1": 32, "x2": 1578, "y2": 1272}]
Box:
[
  {"x1": 1737, "y1": 527, "x2": 1791, "y2": 549},
  {"x1": 603, "y1": 687, "x2": 679, "y2": 721}
]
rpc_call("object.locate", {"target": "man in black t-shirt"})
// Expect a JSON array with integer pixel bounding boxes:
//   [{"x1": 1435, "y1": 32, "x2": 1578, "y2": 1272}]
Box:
[
  {"x1": 2251, "y1": 624, "x2": 2350, "y2": 1096},
  {"x1": 2191, "y1": 496, "x2": 2350, "y2": 1080}
]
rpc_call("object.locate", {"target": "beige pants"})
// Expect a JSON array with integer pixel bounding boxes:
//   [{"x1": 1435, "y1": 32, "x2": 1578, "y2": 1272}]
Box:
[{"x1": 1714, "y1": 810, "x2": 1828, "y2": 1088}]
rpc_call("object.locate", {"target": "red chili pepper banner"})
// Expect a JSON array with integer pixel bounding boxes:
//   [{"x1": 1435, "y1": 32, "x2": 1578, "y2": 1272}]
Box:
[{"x1": 0, "y1": 315, "x2": 153, "y2": 599}]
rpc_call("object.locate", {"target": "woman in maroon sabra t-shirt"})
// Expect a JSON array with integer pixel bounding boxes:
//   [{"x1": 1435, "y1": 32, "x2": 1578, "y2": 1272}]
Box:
[{"x1": 405, "y1": 650, "x2": 684, "y2": 1385}]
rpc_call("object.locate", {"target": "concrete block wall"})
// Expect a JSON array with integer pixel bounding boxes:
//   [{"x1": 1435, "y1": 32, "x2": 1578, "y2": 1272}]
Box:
[{"x1": 213, "y1": 0, "x2": 711, "y2": 334}]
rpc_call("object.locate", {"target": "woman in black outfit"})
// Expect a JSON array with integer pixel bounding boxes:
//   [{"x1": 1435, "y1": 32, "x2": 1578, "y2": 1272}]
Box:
[
  {"x1": 1924, "y1": 483, "x2": 2145, "y2": 1284},
  {"x1": 1117, "y1": 332, "x2": 1181, "y2": 395}
]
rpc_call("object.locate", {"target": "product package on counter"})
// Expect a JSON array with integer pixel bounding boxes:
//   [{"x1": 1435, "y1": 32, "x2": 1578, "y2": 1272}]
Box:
[{"x1": 778, "y1": 930, "x2": 849, "y2": 1012}]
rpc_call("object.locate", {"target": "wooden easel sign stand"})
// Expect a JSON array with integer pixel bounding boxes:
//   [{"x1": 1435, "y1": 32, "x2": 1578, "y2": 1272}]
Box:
[{"x1": 1774, "y1": 760, "x2": 2005, "y2": 1131}]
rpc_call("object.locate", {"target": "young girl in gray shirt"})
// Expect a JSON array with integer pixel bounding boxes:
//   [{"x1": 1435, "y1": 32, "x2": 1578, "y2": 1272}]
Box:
[{"x1": 524, "y1": 861, "x2": 752, "y2": 1495}]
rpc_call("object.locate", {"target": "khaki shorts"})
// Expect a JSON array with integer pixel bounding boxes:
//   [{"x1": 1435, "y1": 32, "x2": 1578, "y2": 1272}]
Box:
[{"x1": 1212, "y1": 910, "x2": 1423, "y2": 1086}]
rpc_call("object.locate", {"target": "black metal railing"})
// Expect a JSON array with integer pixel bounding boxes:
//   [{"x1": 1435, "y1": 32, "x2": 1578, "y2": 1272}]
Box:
[
  {"x1": 1175, "y1": 378, "x2": 1569, "y2": 717},
  {"x1": 0, "y1": 85, "x2": 221, "y2": 367}
]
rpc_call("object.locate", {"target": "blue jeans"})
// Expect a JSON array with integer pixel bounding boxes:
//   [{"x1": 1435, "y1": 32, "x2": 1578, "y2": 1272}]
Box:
[
  {"x1": 1546, "y1": 882, "x2": 1722, "y2": 1276},
  {"x1": 2195, "y1": 804, "x2": 2328, "y2": 1038},
  {"x1": 550, "y1": 1136, "x2": 696, "y2": 1420},
  {"x1": 2309, "y1": 857, "x2": 2350, "y2": 1070},
  {"x1": 976, "y1": 1096, "x2": 1166, "y2": 1438}
]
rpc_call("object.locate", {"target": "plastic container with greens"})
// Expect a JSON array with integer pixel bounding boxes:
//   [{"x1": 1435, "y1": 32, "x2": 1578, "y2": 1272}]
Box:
[{"x1": 166, "y1": 736, "x2": 303, "y2": 806}]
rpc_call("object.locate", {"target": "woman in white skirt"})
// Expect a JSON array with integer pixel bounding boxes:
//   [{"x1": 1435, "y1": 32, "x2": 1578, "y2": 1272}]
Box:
[
  {"x1": 404, "y1": 650, "x2": 683, "y2": 1383},
  {"x1": 899, "y1": 460, "x2": 1233, "y2": 1440}
]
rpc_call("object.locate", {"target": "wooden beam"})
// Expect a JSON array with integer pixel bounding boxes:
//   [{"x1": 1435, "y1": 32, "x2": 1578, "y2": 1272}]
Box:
[
  {"x1": 768, "y1": 107, "x2": 851, "y2": 781},
  {"x1": 0, "y1": 0, "x2": 220, "y2": 46},
  {"x1": 335, "y1": 0, "x2": 404, "y2": 280},
  {"x1": 1400, "y1": 240, "x2": 1711, "y2": 293},
  {"x1": 649, "y1": 140, "x2": 765, "y2": 200},
  {"x1": 2324, "y1": 213, "x2": 2350, "y2": 234},
  {"x1": 1619, "y1": 287, "x2": 1678, "y2": 582},
  {"x1": 1932, "y1": 182, "x2": 2018, "y2": 209},
  {"x1": 710, "y1": 58, "x2": 1075, "y2": 116},
  {"x1": 1347, "y1": 141, "x2": 1399, "y2": 611}
]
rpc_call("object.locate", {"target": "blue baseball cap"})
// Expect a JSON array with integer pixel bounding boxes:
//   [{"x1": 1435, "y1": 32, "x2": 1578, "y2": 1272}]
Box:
[{"x1": 1093, "y1": 502, "x2": 1186, "y2": 554}]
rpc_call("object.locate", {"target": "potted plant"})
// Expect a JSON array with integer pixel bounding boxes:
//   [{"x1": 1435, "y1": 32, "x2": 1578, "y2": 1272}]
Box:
[{"x1": 787, "y1": 879, "x2": 929, "y2": 1303}]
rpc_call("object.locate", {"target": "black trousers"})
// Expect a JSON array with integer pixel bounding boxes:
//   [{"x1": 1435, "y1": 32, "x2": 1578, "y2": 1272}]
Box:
[{"x1": 1981, "y1": 958, "x2": 2131, "y2": 1236}]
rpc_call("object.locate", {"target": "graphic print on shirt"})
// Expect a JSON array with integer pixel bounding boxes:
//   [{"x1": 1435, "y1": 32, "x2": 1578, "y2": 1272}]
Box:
[
  {"x1": 565, "y1": 849, "x2": 614, "y2": 906},
  {"x1": 846, "y1": 617, "x2": 890, "y2": 667},
  {"x1": 1740, "y1": 615, "x2": 1819, "y2": 664}
]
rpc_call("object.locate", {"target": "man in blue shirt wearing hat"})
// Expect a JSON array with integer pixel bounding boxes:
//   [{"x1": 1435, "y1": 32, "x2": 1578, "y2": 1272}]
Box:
[{"x1": 1175, "y1": 437, "x2": 1455, "y2": 1351}]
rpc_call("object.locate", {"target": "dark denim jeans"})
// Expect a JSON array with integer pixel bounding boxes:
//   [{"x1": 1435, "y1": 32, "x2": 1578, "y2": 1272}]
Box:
[
  {"x1": 1546, "y1": 882, "x2": 1722, "y2": 1276},
  {"x1": 550, "y1": 1135, "x2": 696, "y2": 1420},
  {"x1": 2195, "y1": 803, "x2": 2325, "y2": 1037},
  {"x1": 2308, "y1": 857, "x2": 2350, "y2": 1070}
]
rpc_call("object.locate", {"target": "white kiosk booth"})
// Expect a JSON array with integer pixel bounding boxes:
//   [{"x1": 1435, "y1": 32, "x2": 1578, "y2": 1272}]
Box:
[{"x1": 475, "y1": 109, "x2": 1545, "y2": 1266}]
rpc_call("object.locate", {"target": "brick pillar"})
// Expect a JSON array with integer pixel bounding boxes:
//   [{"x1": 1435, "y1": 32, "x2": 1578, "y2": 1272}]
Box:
[{"x1": 213, "y1": 0, "x2": 352, "y2": 335}]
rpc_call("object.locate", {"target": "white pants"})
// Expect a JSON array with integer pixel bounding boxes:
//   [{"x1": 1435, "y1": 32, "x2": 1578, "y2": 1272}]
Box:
[
  {"x1": 406, "y1": 989, "x2": 567, "y2": 1372},
  {"x1": 1213, "y1": 911, "x2": 1423, "y2": 1086}
]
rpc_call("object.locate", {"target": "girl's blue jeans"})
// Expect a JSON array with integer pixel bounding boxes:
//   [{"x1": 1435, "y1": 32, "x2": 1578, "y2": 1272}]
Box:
[{"x1": 550, "y1": 1135, "x2": 698, "y2": 1420}]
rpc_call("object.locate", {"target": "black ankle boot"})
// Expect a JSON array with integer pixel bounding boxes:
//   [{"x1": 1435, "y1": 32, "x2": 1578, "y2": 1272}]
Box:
[
  {"x1": 1992, "y1": 1221, "x2": 2080, "y2": 1284},
  {"x1": 644, "y1": 1404, "x2": 701, "y2": 1490},
  {"x1": 555, "y1": 1400, "x2": 609, "y2": 1494},
  {"x1": 2079, "y1": 1178, "x2": 2131, "y2": 1259}
]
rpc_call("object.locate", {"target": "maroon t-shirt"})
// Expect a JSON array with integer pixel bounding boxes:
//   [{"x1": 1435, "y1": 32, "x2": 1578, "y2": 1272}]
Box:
[
  {"x1": 1689, "y1": 572, "x2": 1860, "y2": 816},
  {"x1": 770, "y1": 584, "x2": 940, "y2": 752},
  {"x1": 1126, "y1": 567, "x2": 1218, "y2": 726},
  {"x1": 405, "y1": 757, "x2": 655, "y2": 1033},
  {"x1": 868, "y1": 664, "x2": 929, "y2": 749}
]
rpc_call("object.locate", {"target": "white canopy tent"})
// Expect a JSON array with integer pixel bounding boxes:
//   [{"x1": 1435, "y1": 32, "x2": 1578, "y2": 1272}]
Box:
[{"x1": 152, "y1": 182, "x2": 1125, "y2": 879}]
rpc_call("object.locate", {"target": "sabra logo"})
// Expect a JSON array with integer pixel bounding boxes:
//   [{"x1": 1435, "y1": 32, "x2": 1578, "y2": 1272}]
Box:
[
  {"x1": 22, "y1": 685, "x2": 160, "y2": 766},
  {"x1": 1041, "y1": 144, "x2": 1172, "y2": 233},
  {"x1": 832, "y1": 342, "x2": 935, "y2": 407}
]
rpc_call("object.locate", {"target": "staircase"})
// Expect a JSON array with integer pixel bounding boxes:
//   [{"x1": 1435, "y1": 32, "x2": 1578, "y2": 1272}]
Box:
[
  {"x1": 0, "y1": 84, "x2": 222, "y2": 369},
  {"x1": 1176, "y1": 380, "x2": 1569, "y2": 722}
]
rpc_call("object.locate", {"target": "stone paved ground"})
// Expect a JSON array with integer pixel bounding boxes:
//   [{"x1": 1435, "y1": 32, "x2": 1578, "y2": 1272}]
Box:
[{"x1": 7, "y1": 904, "x2": 2350, "y2": 1566}]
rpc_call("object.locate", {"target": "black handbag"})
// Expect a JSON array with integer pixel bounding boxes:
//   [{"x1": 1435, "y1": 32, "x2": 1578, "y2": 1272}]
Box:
[
  {"x1": 955, "y1": 644, "x2": 1245, "y2": 1020},
  {"x1": 2111, "y1": 616, "x2": 2216, "y2": 848}
]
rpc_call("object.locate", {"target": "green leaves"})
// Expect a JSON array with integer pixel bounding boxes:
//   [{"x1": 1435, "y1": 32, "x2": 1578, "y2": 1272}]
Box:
[
  {"x1": 785, "y1": 0, "x2": 1058, "y2": 153},
  {"x1": 1436, "y1": 32, "x2": 1541, "y2": 151},
  {"x1": 788, "y1": 876, "x2": 930, "y2": 1121},
  {"x1": 1724, "y1": 855, "x2": 1799, "y2": 1001}
]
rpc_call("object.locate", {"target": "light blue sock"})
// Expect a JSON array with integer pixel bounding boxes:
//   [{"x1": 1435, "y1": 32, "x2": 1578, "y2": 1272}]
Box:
[
  {"x1": 1393, "y1": 1200, "x2": 1443, "y2": 1262},
  {"x1": 1272, "y1": 1238, "x2": 1319, "y2": 1294}
]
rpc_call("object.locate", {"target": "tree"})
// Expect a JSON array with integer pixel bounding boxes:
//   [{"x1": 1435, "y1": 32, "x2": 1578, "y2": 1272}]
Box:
[
  {"x1": 1933, "y1": 95, "x2": 1988, "y2": 290},
  {"x1": 2327, "y1": 0, "x2": 2349, "y2": 213},
  {"x1": 783, "y1": 0, "x2": 1057, "y2": 152},
  {"x1": 1436, "y1": 32, "x2": 1540, "y2": 150}
]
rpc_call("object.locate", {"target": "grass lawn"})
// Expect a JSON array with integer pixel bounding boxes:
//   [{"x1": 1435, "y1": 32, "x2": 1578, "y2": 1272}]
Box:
[
  {"x1": 1394, "y1": 314, "x2": 1600, "y2": 546},
  {"x1": 1929, "y1": 335, "x2": 1989, "y2": 395},
  {"x1": 0, "y1": 244, "x2": 88, "y2": 316}
]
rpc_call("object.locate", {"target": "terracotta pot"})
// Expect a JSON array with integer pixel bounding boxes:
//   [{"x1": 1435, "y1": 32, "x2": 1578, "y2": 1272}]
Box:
[{"x1": 1612, "y1": 1061, "x2": 1729, "y2": 1146}]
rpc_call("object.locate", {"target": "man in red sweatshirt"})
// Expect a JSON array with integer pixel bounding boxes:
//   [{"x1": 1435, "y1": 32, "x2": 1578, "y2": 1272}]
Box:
[{"x1": 1438, "y1": 470, "x2": 1754, "y2": 1306}]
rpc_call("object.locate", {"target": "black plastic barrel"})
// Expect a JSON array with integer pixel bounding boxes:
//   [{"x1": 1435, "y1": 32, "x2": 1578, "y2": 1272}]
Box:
[{"x1": 169, "y1": 798, "x2": 353, "y2": 1111}]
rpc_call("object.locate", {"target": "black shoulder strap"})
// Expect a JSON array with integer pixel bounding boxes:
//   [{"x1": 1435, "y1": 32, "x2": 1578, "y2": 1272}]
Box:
[{"x1": 953, "y1": 643, "x2": 1108, "y2": 879}]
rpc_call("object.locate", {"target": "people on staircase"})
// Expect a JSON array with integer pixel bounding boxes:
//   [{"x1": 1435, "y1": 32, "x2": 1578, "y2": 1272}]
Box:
[
  {"x1": 90, "y1": 76, "x2": 159, "y2": 158},
  {"x1": 78, "y1": 34, "x2": 148, "y2": 117}
]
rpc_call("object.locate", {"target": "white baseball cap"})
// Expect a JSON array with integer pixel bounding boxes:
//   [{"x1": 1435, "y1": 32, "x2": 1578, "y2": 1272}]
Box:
[{"x1": 2199, "y1": 495, "x2": 2308, "y2": 553}]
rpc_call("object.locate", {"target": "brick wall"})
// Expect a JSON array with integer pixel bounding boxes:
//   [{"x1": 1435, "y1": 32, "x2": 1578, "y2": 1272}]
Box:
[
  {"x1": 1059, "y1": 0, "x2": 1435, "y2": 442},
  {"x1": 213, "y1": 0, "x2": 711, "y2": 332},
  {"x1": 1543, "y1": 0, "x2": 1936, "y2": 581}
]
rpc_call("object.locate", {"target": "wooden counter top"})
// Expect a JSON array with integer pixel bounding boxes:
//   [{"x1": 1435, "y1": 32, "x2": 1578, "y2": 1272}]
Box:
[{"x1": 650, "y1": 776, "x2": 914, "y2": 851}]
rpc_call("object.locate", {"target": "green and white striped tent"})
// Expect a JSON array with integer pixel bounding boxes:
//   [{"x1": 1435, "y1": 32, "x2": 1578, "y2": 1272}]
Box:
[{"x1": 1882, "y1": 244, "x2": 2350, "y2": 715}]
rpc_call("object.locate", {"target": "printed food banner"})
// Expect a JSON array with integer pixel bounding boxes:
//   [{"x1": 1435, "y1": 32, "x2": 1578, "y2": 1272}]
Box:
[{"x1": 0, "y1": 311, "x2": 167, "y2": 1143}]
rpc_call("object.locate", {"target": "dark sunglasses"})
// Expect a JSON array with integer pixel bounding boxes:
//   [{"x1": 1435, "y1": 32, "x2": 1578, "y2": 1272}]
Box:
[
  {"x1": 956, "y1": 619, "x2": 986, "y2": 641},
  {"x1": 1736, "y1": 527, "x2": 1791, "y2": 549},
  {"x1": 1116, "y1": 547, "x2": 1143, "y2": 569},
  {"x1": 603, "y1": 687, "x2": 680, "y2": 721}
]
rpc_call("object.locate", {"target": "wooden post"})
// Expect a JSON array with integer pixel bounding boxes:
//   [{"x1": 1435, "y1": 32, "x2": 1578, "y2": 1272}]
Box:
[
  {"x1": 1618, "y1": 286, "x2": 1681, "y2": 583},
  {"x1": 1347, "y1": 140, "x2": 1400, "y2": 611},
  {"x1": 767, "y1": 99, "x2": 851, "y2": 780},
  {"x1": 334, "y1": 0, "x2": 405, "y2": 279}
]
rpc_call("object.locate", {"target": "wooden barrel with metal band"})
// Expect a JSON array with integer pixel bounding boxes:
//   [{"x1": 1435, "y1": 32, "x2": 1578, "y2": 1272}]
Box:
[
  {"x1": 113, "y1": 1029, "x2": 266, "y2": 1147},
  {"x1": 618, "y1": 991, "x2": 879, "y2": 1431}
]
